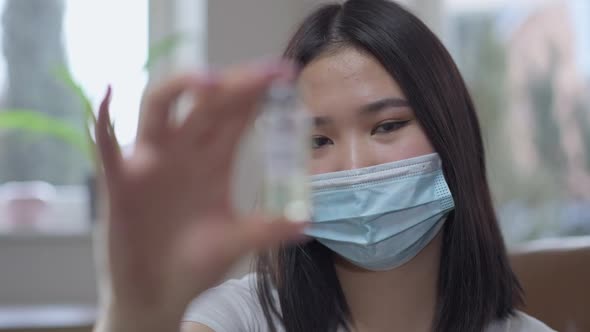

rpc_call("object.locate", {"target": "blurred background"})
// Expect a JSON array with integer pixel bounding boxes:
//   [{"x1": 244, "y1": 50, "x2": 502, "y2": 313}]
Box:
[{"x1": 0, "y1": 0, "x2": 587, "y2": 331}]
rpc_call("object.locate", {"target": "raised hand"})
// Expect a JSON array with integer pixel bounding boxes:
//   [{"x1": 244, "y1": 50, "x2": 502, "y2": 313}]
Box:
[{"x1": 93, "y1": 61, "x2": 306, "y2": 331}]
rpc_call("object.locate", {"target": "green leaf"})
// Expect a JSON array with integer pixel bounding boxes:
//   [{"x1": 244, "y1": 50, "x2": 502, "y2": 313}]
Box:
[
  {"x1": 52, "y1": 65, "x2": 100, "y2": 167},
  {"x1": 0, "y1": 110, "x2": 90, "y2": 157},
  {"x1": 53, "y1": 65, "x2": 96, "y2": 126},
  {"x1": 144, "y1": 33, "x2": 184, "y2": 70}
]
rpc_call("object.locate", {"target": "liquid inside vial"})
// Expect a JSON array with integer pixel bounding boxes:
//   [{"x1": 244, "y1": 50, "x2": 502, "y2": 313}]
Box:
[{"x1": 259, "y1": 82, "x2": 311, "y2": 222}]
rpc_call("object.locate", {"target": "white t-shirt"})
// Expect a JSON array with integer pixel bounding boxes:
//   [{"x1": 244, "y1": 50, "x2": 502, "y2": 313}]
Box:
[{"x1": 183, "y1": 274, "x2": 555, "y2": 332}]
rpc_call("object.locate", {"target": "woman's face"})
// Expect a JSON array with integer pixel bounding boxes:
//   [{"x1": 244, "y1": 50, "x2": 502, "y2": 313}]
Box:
[{"x1": 298, "y1": 47, "x2": 435, "y2": 175}]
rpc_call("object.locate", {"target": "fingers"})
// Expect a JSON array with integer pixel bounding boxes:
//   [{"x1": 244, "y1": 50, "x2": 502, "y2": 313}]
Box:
[
  {"x1": 138, "y1": 60, "x2": 294, "y2": 147},
  {"x1": 178, "y1": 60, "x2": 295, "y2": 145},
  {"x1": 96, "y1": 86, "x2": 122, "y2": 182},
  {"x1": 138, "y1": 73, "x2": 218, "y2": 143},
  {"x1": 174, "y1": 73, "x2": 222, "y2": 143}
]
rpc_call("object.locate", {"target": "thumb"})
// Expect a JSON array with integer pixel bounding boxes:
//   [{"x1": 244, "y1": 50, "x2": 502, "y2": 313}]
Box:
[
  {"x1": 178, "y1": 216, "x2": 309, "y2": 297},
  {"x1": 229, "y1": 215, "x2": 310, "y2": 255}
]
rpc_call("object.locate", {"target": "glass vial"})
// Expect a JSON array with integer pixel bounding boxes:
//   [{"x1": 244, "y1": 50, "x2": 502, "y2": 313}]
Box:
[{"x1": 259, "y1": 82, "x2": 311, "y2": 222}]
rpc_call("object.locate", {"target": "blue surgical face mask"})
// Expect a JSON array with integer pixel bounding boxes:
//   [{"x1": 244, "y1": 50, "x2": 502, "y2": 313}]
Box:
[{"x1": 304, "y1": 153, "x2": 455, "y2": 271}]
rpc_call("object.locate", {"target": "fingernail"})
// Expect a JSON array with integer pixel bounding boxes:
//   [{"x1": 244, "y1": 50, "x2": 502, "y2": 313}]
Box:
[
  {"x1": 105, "y1": 85, "x2": 112, "y2": 104},
  {"x1": 99, "y1": 85, "x2": 112, "y2": 115}
]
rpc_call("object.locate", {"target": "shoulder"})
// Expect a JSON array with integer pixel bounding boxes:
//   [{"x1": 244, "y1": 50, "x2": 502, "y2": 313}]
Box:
[
  {"x1": 486, "y1": 311, "x2": 556, "y2": 332},
  {"x1": 182, "y1": 273, "x2": 266, "y2": 332}
]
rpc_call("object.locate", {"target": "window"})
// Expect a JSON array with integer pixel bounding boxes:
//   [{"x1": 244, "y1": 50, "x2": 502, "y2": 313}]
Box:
[
  {"x1": 64, "y1": 0, "x2": 149, "y2": 146},
  {"x1": 444, "y1": 0, "x2": 590, "y2": 243},
  {"x1": 0, "y1": 0, "x2": 148, "y2": 234}
]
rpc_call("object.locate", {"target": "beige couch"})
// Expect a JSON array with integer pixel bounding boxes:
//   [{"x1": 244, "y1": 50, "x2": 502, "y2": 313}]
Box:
[{"x1": 511, "y1": 236, "x2": 590, "y2": 332}]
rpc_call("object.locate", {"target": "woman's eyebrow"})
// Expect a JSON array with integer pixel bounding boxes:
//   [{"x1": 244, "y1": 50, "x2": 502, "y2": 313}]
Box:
[
  {"x1": 312, "y1": 97, "x2": 409, "y2": 127},
  {"x1": 313, "y1": 115, "x2": 332, "y2": 127},
  {"x1": 360, "y1": 97, "x2": 409, "y2": 115}
]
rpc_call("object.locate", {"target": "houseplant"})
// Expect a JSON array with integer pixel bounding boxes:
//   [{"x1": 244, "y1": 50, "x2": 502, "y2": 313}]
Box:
[{"x1": 0, "y1": 33, "x2": 183, "y2": 222}]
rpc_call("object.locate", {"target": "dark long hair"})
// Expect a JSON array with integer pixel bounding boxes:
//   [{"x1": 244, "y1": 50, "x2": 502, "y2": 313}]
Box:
[{"x1": 256, "y1": 1, "x2": 523, "y2": 331}]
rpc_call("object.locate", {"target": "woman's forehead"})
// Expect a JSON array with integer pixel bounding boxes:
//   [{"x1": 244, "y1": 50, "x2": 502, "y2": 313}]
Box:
[{"x1": 297, "y1": 48, "x2": 407, "y2": 114}]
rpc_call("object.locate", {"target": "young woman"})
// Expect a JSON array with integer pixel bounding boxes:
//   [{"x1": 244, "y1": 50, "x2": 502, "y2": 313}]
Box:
[{"x1": 94, "y1": 1, "x2": 555, "y2": 331}]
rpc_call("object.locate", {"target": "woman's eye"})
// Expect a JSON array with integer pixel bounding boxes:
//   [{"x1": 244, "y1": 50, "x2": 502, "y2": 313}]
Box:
[
  {"x1": 371, "y1": 120, "x2": 410, "y2": 135},
  {"x1": 311, "y1": 136, "x2": 333, "y2": 149}
]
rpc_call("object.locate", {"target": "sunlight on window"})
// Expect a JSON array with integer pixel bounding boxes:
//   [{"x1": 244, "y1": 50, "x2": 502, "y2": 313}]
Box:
[{"x1": 64, "y1": 0, "x2": 148, "y2": 145}]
